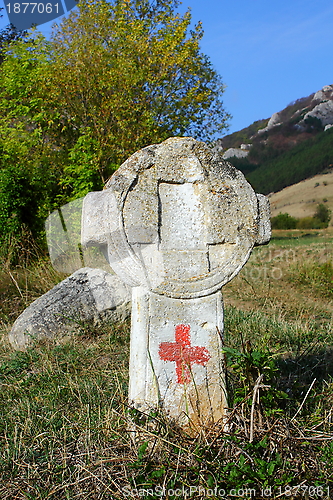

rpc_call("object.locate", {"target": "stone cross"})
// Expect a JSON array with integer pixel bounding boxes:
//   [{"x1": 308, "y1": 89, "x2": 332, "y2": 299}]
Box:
[{"x1": 81, "y1": 137, "x2": 271, "y2": 433}]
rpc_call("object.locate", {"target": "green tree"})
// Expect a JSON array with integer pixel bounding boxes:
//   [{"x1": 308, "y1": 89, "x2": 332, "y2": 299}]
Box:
[
  {"x1": 44, "y1": 0, "x2": 230, "y2": 196},
  {"x1": 0, "y1": 24, "x2": 27, "y2": 64},
  {"x1": 271, "y1": 213, "x2": 297, "y2": 230},
  {"x1": 0, "y1": 7, "x2": 28, "y2": 64},
  {"x1": 314, "y1": 203, "x2": 331, "y2": 226},
  {"x1": 0, "y1": 32, "x2": 61, "y2": 251},
  {"x1": 304, "y1": 115, "x2": 324, "y2": 133},
  {"x1": 0, "y1": 0, "x2": 230, "y2": 251}
]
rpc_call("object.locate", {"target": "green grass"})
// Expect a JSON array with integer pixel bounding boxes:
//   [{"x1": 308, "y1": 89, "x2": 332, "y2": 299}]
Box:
[
  {"x1": 1, "y1": 231, "x2": 333, "y2": 499},
  {"x1": 1, "y1": 311, "x2": 333, "y2": 499},
  {"x1": 0, "y1": 321, "x2": 131, "y2": 499},
  {"x1": 270, "y1": 229, "x2": 333, "y2": 247}
]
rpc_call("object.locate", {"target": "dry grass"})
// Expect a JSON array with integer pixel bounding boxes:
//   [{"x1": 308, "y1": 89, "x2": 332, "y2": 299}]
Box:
[
  {"x1": 268, "y1": 172, "x2": 333, "y2": 221},
  {"x1": 224, "y1": 229, "x2": 333, "y2": 319},
  {"x1": 0, "y1": 241, "x2": 67, "y2": 328},
  {"x1": 1, "y1": 230, "x2": 333, "y2": 498}
]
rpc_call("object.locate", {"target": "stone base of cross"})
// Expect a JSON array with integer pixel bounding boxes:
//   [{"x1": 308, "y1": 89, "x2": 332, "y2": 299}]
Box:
[
  {"x1": 82, "y1": 137, "x2": 271, "y2": 434},
  {"x1": 129, "y1": 287, "x2": 225, "y2": 432}
]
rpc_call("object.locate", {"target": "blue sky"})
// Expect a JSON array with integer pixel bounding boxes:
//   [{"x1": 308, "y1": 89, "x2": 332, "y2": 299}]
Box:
[
  {"x1": 1, "y1": 0, "x2": 333, "y2": 135},
  {"x1": 179, "y1": 0, "x2": 333, "y2": 134}
]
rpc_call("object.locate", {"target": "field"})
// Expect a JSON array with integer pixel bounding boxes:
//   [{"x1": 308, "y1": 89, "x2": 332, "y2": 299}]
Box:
[
  {"x1": 268, "y1": 171, "x2": 333, "y2": 221},
  {"x1": 0, "y1": 229, "x2": 333, "y2": 499}
]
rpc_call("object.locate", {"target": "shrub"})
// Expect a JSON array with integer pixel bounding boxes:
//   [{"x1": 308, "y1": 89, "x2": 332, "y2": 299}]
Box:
[
  {"x1": 314, "y1": 203, "x2": 331, "y2": 226},
  {"x1": 296, "y1": 217, "x2": 323, "y2": 229},
  {"x1": 0, "y1": 167, "x2": 40, "y2": 241},
  {"x1": 272, "y1": 204, "x2": 331, "y2": 231},
  {"x1": 271, "y1": 213, "x2": 297, "y2": 229}
]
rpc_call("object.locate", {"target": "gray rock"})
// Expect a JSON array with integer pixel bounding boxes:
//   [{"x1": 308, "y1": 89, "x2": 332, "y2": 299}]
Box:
[
  {"x1": 266, "y1": 111, "x2": 283, "y2": 130},
  {"x1": 222, "y1": 147, "x2": 249, "y2": 159},
  {"x1": 9, "y1": 268, "x2": 131, "y2": 350},
  {"x1": 313, "y1": 85, "x2": 333, "y2": 102},
  {"x1": 82, "y1": 137, "x2": 271, "y2": 300},
  {"x1": 257, "y1": 111, "x2": 282, "y2": 135},
  {"x1": 303, "y1": 100, "x2": 333, "y2": 127}
]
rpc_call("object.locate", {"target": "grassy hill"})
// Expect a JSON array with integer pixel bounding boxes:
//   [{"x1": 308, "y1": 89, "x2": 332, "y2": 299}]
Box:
[
  {"x1": 224, "y1": 125, "x2": 333, "y2": 195},
  {"x1": 269, "y1": 170, "x2": 333, "y2": 223},
  {"x1": 246, "y1": 126, "x2": 333, "y2": 194}
]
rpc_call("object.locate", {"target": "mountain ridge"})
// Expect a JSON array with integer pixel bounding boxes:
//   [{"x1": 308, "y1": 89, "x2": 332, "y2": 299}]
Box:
[{"x1": 215, "y1": 84, "x2": 333, "y2": 194}]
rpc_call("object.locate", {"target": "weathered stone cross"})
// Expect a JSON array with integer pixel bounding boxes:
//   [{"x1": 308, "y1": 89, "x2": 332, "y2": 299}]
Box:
[{"x1": 81, "y1": 137, "x2": 271, "y2": 433}]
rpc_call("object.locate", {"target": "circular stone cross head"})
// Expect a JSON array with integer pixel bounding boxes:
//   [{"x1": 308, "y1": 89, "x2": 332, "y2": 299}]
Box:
[{"x1": 82, "y1": 137, "x2": 270, "y2": 299}]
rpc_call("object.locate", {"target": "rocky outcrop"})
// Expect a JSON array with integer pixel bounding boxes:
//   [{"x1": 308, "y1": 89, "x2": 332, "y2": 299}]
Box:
[
  {"x1": 9, "y1": 268, "x2": 131, "y2": 350},
  {"x1": 313, "y1": 84, "x2": 333, "y2": 102},
  {"x1": 257, "y1": 84, "x2": 333, "y2": 135},
  {"x1": 303, "y1": 100, "x2": 333, "y2": 127},
  {"x1": 266, "y1": 111, "x2": 283, "y2": 130},
  {"x1": 222, "y1": 147, "x2": 249, "y2": 159},
  {"x1": 257, "y1": 111, "x2": 282, "y2": 135}
]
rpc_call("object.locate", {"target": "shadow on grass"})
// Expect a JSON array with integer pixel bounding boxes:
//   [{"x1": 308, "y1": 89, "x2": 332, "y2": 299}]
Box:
[{"x1": 277, "y1": 347, "x2": 333, "y2": 399}]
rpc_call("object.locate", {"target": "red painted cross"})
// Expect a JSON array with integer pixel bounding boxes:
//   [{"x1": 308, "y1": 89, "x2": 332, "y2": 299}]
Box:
[{"x1": 159, "y1": 324, "x2": 211, "y2": 384}]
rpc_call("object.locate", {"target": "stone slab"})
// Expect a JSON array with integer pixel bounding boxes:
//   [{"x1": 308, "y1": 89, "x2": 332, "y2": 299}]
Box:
[
  {"x1": 129, "y1": 287, "x2": 226, "y2": 431},
  {"x1": 84, "y1": 137, "x2": 271, "y2": 299},
  {"x1": 9, "y1": 268, "x2": 131, "y2": 350}
]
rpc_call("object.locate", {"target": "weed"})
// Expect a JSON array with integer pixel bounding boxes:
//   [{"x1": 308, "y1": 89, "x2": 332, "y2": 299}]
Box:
[{"x1": 223, "y1": 342, "x2": 288, "y2": 415}]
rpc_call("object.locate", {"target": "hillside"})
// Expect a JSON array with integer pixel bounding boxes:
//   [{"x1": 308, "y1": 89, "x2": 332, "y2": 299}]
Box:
[
  {"x1": 268, "y1": 170, "x2": 333, "y2": 225},
  {"x1": 216, "y1": 84, "x2": 333, "y2": 194},
  {"x1": 246, "y1": 126, "x2": 333, "y2": 193}
]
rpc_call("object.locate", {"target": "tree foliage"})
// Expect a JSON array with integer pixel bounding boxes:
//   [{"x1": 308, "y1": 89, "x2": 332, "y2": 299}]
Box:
[
  {"x1": 271, "y1": 203, "x2": 331, "y2": 230},
  {"x1": 271, "y1": 213, "x2": 297, "y2": 230},
  {"x1": 0, "y1": 0, "x2": 230, "y2": 252},
  {"x1": 314, "y1": 203, "x2": 331, "y2": 226},
  {"x1": 44, "y1": 0, "x2": 229, "y2": 194},
  {"x1": 0, "y1": 6, "x2": 28, "y2": 64},
  {"x1": 246, "y1": 127, "x2": 333, "y2": 194},
  {"x1": 0, "y1": 32, "x2": 61, "y2": 252}
]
